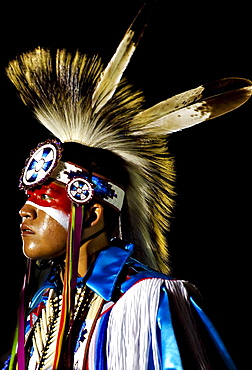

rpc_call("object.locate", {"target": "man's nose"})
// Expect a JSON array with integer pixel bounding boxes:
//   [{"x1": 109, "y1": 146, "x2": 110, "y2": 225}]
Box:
[{"x1": 19, "y1": 203, "x2": 37, "y2": 220}]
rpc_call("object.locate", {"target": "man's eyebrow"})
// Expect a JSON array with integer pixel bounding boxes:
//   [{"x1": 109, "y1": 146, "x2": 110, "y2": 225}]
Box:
[
  {"x1": 45, "y1": 184, "x2": 66, "y2": 197},
  {"x1": 45, "y1": 188, "x2": 60, "y2": 196}
]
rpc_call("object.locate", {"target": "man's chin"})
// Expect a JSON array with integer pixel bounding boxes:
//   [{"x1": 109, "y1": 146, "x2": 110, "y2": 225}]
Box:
[{"x1": 22, "y1": 242, "x2": 65, "y2": 261}]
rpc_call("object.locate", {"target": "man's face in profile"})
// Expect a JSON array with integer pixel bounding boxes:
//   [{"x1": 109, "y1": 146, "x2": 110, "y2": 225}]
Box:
[{"x1": 20, "y1": 181, "x2": 71, "y2": 260}]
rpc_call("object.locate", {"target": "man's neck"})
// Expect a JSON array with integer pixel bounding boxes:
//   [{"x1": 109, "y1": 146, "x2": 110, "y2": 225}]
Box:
[{"x1": 78, "y1": 231, "x2": 109, "y2": 276}]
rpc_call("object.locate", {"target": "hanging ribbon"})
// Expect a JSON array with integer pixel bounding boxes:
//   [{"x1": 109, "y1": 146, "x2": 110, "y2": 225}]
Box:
[
  {"x1": 9, "y1": 259, "x2": 32, "y2": 370},
  {"x1": 53, "y1": 203, "x2": 84, "y2": 369}
]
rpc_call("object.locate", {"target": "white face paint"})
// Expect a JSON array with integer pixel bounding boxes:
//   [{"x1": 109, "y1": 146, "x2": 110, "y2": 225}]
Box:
[{"x1": 26, "y1": 200, "x2": 70, "y2": 230}]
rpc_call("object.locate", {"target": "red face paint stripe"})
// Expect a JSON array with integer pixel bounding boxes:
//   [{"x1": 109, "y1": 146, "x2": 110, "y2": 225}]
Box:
[{"x1": 26, "y1": 181, "x2": 72, "y2": 215}]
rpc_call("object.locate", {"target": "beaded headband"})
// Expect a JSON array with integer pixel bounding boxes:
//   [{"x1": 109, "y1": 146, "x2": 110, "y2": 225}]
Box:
[{"x1": 20, "y1": 139, "x2": 125, "y2": 211}]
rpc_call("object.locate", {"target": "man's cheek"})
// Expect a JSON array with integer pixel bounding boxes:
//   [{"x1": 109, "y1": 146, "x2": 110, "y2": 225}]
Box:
[{"x1": 26, "y1": 201, "x2": 70, "y2": 230}]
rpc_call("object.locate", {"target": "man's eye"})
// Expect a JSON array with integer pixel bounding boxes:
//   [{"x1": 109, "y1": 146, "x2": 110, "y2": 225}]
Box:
[{"x1": 41, "y1": 194, "x2": 53, "y2": 200}]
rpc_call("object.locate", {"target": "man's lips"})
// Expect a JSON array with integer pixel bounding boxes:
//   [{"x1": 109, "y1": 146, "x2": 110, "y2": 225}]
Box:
[{"x1": 20, "y1": 224, "x2": 35, "y2": 235}]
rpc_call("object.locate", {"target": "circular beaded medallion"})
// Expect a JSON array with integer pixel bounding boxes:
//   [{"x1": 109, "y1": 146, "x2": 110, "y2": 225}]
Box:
[
  {"x1": 66, "y1": 177, "x2": 94, "y2": 204},
  {"x1": 21, "y1": 140, "x2": 62, "y2": 189}
]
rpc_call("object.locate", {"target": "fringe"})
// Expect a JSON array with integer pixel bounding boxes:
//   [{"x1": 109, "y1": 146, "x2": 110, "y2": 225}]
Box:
[{"x1": 106, "y1": 278, "x2": 163, "y2": 370}]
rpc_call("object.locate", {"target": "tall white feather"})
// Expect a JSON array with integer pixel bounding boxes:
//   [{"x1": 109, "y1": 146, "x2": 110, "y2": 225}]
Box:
[
  {"x1": 92, "y1": 0, "x2": 156, "y2": 113},
  {"x1": 92, "y1": 29, "x2": 136, "y2": 113}
]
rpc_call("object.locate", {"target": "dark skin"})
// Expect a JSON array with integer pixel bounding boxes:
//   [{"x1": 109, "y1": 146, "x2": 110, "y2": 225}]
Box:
[{"x1": 20, "y1": 181, "x2": 109, "y2": 276}]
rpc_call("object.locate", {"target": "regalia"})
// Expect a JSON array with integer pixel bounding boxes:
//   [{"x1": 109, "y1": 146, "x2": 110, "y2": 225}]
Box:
[{"x1": 4, "y1": 1, "x2": 251, "y2": 369}]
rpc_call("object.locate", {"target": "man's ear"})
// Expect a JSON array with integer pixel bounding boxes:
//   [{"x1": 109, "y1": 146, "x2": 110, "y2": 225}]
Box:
[{"x1": 85, "y1": 203, "x2": 104, "y2": 228}]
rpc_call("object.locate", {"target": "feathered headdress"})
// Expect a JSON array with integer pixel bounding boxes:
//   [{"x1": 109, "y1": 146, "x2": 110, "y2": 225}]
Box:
[
  {"x1": 8, "y1": 61, "x2": 252, "y2": 266},
  {"x1": 6, "y1": 2, "x2": 251, "y2": 369},
  {"x1": 7, "y1": 38, "x2": 252, "y2": 273}
]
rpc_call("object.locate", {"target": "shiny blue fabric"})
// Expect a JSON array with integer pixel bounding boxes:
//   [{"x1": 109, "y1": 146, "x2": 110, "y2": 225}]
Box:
[
  {"x1": 157, "y1": 286, "x2": 183, "y2": 370},
  {"x1": 190, "y1": 297, "x2": 237, "y2": 370},
  {"x1": 121, "y1": 269, "x2": 172, "y2": 292},
  {"x1": 94, "y1": 310, "x2": 111, "y2": 370},
  {"x1": 86, "y1": 243, "x2": 134, "y2": 301},
  {"x1": 29, "y1": 271, "x2": 59, "y2": 312}
]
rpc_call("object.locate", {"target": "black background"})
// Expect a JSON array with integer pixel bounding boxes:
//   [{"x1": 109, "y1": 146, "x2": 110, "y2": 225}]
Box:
[{"x1": 0, "y1": 1, "x2": 250, "y2": 368}]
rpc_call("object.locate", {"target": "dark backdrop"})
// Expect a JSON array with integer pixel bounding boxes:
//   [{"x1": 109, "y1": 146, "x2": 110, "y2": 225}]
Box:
[{"x1": 0, "y1": 1, "x2": 250, "y2": 368}]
